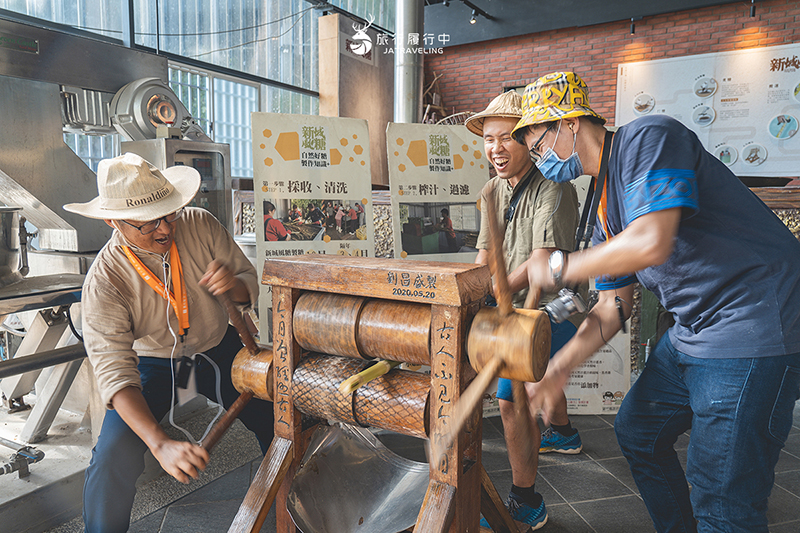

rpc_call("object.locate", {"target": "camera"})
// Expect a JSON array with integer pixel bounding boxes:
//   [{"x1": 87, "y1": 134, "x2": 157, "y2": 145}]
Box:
[{"x1": 545, "y1": 288, "x2": 587, "y2": 323}]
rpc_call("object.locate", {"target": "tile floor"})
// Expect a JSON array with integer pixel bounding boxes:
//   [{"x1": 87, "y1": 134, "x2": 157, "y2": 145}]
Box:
[{"x1": 48, "y1": 403, "x2": 800, "y2": 532}]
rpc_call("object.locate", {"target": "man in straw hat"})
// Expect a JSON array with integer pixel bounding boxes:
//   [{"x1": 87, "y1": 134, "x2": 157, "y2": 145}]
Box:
[
  {"x1": 465, "y1": 90, "x2": 585, "y2": 530},
  {"x1": 514, "y1": 71, "x2": 800, "y2": 532},
  {"x1": 64, "y1": 153, "x2": 274, "y2": 532}
]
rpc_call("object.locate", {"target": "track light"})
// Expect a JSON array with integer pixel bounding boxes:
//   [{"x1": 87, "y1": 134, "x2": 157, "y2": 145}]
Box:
[
  {"x1": 462, "y1": 1, "x2": 493, "y2": 25},
  {"x1": 630, "y1": 16, "x2": 642, "y2": 36},
  {"x1": 443, "y1": 0, "x2": 450, "y2": 6},
  {"x1": 750, "y1": 0, "x2": 756, "y2": 17}
]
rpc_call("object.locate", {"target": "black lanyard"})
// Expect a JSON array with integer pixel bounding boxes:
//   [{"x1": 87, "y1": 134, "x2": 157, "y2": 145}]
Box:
[
  {"x1": 506, "y1": 173, "x2": 532, "y2": 223},
  {"x1": 575, "y1": 130, "x2": 614, "y2": 252}
]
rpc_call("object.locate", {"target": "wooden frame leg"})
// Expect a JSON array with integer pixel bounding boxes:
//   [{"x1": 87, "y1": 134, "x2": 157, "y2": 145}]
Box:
[
  {"x1": 228, "y1": 437, "x2": 293, "y2": 533},
  {"x1": 479, "y1": 464, "x2": 532, "y2": 533},
  {"x1": 415, "y1": 479, "x2": 457, "y2": 533}
]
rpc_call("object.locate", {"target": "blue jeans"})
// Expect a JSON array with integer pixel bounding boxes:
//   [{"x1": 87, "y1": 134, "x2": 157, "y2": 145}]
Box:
[
  {"x1": 615, "y1": 333, "x2": 800, "y2": 533},
  {"x1": 496, "y1": 319, "x2": 577, "y2": 401},
  {"x1": 83, "y1": 326, "x2": 274, "y2": 533}
]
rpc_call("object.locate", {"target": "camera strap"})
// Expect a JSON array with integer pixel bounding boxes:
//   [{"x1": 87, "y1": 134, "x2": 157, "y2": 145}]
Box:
[{"x1": 575, "y1": 129, "x2": 614, "y2": 252}]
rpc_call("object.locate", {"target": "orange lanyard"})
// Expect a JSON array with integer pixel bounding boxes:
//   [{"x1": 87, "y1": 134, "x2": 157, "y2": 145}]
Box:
[
  {"x1": 122, "y1": 241, "x2": 190, "y2": 338},
  {"x1": 597, "y1": 181, "x2": 611, "y2": 243}
]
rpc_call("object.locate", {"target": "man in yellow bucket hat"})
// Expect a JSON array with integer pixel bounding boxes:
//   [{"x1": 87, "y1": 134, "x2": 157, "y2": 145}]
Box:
[
  {"x1": 465, "y1": 90, "x2": 584, "y2": 530},
  {"x1": 515, "y1": 71, "x2": 800, "y2": 533}
]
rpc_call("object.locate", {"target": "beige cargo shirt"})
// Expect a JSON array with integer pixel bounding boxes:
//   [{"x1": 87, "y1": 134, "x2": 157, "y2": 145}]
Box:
[
  {"x1": 81, "y1": 208, "x2": 259, "y2": 408},
  {"x1": 476, "y1": 166, "x2": 581, "y2": 309}
]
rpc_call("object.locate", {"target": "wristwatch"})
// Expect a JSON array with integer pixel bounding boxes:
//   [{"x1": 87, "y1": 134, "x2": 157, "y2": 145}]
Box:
[{"x1": 548, "y1": 250, "x2": 567, "y2": 287}]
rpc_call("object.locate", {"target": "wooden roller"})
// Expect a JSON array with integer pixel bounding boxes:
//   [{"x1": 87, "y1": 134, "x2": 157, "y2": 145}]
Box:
[
  {"x1": 231, "y1": 345, "x2": 274, "y2": 402},
  {"x1": 294, "y1": 291, "x2": 433, "y2": 365},
  {"x1": 358, "y1": 299, "x2": 431, "y2": 365},
  {"x1": 467, "y1": 307, "x2": 551, "y2": 383},
  {"x1": 292, "y1": 353, "x2": 431, "y2": 439},
  {"x1": 294, "y1": 292, "x2": 367, "y2": 358}
]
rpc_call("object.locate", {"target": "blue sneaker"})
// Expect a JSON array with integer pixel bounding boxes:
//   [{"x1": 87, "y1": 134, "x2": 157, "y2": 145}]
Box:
[
  {"x1": 479, "y1": 494, "x2": 548, "y2": 530},
  {"x1": 539, "y1": 427, "x2": 582, "y2": 454}
]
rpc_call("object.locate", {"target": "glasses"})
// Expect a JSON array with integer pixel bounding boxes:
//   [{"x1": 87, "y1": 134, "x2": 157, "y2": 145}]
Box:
[
  {"x1": 120, "y1": 208, "x2": 183, "y2": 235},
  {"x1": 528, "y1": 122, "x2": 556, "y2": 163}
]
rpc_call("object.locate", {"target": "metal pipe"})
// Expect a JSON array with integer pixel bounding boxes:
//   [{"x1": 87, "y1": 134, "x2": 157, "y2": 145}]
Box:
[
  {"x1": 0, "y1": 435, "x2": 24, "y2": 451},
  {"x1": 394, "y1": 0, "x2": 424, "y2": 123},
  {"x1": 0, "y1": 344, "x2": 86, "y2": 380}
]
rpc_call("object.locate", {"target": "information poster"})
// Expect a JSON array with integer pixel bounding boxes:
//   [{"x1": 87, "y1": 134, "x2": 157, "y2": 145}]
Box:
[
  {"x1": 616, "y1": 43, "x2": 800, "y2": 177},
  {"x1": 253, "y1": 113, "x2": 375, "y2": 337},
  {"x1": 386, "y1": 123, "x2": 490, "y2": 262},
  {"x1": 565, "y1": 317, "x2": 631, "y2": 415}
]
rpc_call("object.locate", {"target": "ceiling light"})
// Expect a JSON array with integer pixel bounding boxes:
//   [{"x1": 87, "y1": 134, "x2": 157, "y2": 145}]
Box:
[{"x1": 470, "y1": 9, "x2": 477, "y2": 24}]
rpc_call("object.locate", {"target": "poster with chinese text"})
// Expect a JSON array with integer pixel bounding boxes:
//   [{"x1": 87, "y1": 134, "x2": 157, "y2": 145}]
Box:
[
  {"x1": 386, "y1": 122, "x2": 490, "y2": 262},
  {"x1": 253, "y1": 113, "x2": 375, "y2": 339},
  {"x1": 616, "y1": 43, "x2": 800, "y2": 177}
]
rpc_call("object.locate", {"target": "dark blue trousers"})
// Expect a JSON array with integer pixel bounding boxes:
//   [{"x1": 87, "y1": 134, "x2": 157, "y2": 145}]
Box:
[
  {"x1": 615, "y1": 333, "x2": 800, "y2": 532},
  {"x1": 83, "y1": 326, "x2": 274, "y2": 533}
]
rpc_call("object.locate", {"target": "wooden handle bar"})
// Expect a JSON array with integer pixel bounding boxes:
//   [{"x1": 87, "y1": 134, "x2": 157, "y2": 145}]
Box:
[
  {"x1": 201, "y1": 390, "x2": 255, "y2": 452},
  {"x1": 218, "y1": 291, "x2": 259, "y2": 355},
  {"x1": 431, "y1": 356, "x2": 504, "y2": 462},
  {"x1": 202, "y1": 290, "x2": 261, "y2": 452}
]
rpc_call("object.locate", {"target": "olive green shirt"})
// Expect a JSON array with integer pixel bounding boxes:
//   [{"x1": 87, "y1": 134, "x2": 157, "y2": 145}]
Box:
[{"x1": 476, "y1": 165, "x2": 581, "y2": 310}]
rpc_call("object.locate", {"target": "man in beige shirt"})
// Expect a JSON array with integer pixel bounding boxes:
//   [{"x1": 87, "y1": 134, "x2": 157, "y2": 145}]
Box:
[
  {"x1": 465, "y1": 91, "x2": 584, "y2": 530},
  {"x1": 64, "y1": 153, "x2": 273, "y2": 533}
]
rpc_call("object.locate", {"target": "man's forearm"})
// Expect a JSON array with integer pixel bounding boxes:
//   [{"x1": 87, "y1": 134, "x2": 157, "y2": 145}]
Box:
[
  {"x1": 563, "y1": 208, "x2": 681, "y2": 286},
  {"x1": 111, "y1": 386, "x2": 170, "y2": 452}
]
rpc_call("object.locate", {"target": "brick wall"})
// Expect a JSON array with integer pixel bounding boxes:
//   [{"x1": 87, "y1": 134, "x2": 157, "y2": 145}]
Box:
[{"x1": 425, "y1": 0, "x2": 800, "y2": 126}]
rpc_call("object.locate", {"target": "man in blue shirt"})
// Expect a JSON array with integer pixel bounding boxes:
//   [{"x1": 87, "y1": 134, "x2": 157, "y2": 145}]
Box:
[{"x1": 513, "y1": 71, "x2": 800, "y2": 533}]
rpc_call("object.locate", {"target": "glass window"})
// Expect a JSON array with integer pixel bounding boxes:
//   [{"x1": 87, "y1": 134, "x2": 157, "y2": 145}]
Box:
[
  {"x1": 137, "y1": 0, "x2": 317, "y2": 92},
  {"x1": 213, "y1": 77, "x2": 258, "y2": 179},
  {"x1": 0, "y1": 0, "x2": 122, "y2": 39},
  {"x1": 63, "y1": 133, "x2": 120, "y2": 172},
  {"x1": 168, "y1": 63, "x2": 317, "y2": 180},
  {"x1": 168, "y1": 67, "x2": 212, "y2": 136},
  {"x1": 327, "y1": 0, "x2": 395, "y2": 33}
]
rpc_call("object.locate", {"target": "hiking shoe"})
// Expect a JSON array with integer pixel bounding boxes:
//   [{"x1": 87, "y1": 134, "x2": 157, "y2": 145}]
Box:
[
  {"x1": 539, "y1": 426, "x2": 583, "y2": 454},
  {"x1": 479, "y1": 493, "x2": 548, "y2": 530}
]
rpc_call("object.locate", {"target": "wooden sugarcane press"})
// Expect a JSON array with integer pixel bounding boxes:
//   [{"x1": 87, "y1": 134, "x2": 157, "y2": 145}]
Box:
[{"x1": 227, "y1": 254, "x2": 550, "y2": 533}]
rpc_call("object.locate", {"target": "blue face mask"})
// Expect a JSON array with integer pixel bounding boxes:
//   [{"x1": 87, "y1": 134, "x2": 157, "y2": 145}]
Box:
[{"x1": 535, "y1": 122, "x2": 583, "y2": 183}]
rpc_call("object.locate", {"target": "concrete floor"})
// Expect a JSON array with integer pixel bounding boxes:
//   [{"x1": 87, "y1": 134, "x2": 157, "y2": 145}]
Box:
[{"x1": 39, "y1": 402, "x2": 800, "y2": 533}]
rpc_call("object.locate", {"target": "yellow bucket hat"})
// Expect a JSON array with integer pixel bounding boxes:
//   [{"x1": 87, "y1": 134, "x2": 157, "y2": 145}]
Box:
[
  {"x1": 464, "y1": 91, "x2": 523, "y2": 136},
  {"x1": 512, "y1": 72, "x2": 606, "y2": 136}
]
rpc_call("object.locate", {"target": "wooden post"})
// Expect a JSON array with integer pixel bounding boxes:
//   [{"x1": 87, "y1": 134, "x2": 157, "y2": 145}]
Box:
[
  {"x1": 271, "y1": 285, "x2": 304, "y2": 532},
  {"x1": 425, "y1": 303, "x2": 482, "y2": 532}
]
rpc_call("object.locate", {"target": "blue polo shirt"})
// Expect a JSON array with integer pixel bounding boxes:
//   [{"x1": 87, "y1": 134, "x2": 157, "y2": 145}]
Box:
[{"x1": 592, "y1": 114, "x2": 800, "y2": 358}]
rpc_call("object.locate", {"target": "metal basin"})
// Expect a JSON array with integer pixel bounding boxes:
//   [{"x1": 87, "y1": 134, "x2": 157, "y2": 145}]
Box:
[
  {"x1": 0, "y1": 206, "x2": 24, "y2": 289},
  {"x1": 287, "y1": 423, "x2": 429, "y2": 533}
]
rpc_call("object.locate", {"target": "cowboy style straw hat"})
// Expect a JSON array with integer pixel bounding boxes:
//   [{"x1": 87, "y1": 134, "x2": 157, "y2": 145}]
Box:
[
  {"x1": 512, "y1": 72, "x2": 606, "y2": 136},
  {"x1": 464, "y1": 90, "x2": 524, "y2": 136},
  {"x1": 63, "y1": 153, "x2": 200, "y2": 221}
]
